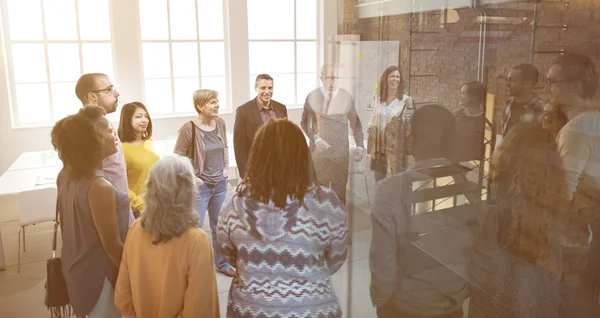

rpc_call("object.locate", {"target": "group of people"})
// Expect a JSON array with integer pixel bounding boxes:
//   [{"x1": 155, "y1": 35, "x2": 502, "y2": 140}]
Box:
[
  {"x1": 370, "y1": 53, "x2": 600, "y2": 318},
  {"x1": 46, "y1": 51, "x2": 600, "y2": 318},
  {"x1": 50, "y1": 68, "x2": 357, "y2": 318}
]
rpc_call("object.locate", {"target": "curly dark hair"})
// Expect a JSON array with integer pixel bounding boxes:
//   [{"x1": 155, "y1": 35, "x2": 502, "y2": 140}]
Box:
[
  {"x1": 236, "y1": 119, "x2": 316, "y2": 208},
  {"x1": 51, "y1": 106, "x2": 109, "y2": 179},
  {"x1": 490, "y1": 122, "x2": 568, "y2": 270}
]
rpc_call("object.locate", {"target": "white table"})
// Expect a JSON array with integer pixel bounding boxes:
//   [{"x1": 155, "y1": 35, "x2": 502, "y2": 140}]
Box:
[
  {"x1": 0, "y1": 135, "x2": 238, "y2": 270},
  {"x1": 7, "y1": 150, "x2": 62, "y2": 171}
]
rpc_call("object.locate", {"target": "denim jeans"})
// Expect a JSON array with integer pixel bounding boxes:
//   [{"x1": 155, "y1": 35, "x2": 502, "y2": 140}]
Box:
[
  {"x1": 86, "y1": 278, "x2": 121, "y2": 318},
  {"x1": 196, "y1": 176, "x2": 231, "y2": 272}
]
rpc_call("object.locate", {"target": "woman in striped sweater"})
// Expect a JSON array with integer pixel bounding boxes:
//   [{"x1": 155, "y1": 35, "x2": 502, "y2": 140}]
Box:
[{"x1": 218, "y1": 118, "x2": 349, "y2": 318}]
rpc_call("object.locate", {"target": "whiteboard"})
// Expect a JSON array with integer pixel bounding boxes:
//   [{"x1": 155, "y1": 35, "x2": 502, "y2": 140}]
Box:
[{"x1": 337, "y1": 40, "x2": 400, "y2": 139}]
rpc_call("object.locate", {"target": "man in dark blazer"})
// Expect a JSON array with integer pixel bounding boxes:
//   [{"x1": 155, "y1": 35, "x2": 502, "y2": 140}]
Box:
[{"x1": 234, "y1": 74, "x2": 288, "y2": 178}]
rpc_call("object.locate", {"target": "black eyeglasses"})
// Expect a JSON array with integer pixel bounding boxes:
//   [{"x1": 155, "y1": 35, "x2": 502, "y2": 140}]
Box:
[
  {"x1": 91, "y1": 85, "x2": 115, "y2": 94},
  {"x1": 545, "y1": 78, "x2": 570, "y2": 86}
]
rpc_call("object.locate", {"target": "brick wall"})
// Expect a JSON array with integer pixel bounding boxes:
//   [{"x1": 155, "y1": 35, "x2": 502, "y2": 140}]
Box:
[{"x1": 339, "y1": 0, "x2": 600, "y2": 126}]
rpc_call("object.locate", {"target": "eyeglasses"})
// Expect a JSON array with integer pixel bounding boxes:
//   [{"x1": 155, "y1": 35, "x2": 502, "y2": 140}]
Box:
[
  {"x1": 91, "y1": 85, "x2": 115, "y2": 94},
  {"x1": 323, "y1": 76, "x2": 339, "y2": 80},
  {"x1": 545, "y1": 78, "x2": 570, "y2": 86}
]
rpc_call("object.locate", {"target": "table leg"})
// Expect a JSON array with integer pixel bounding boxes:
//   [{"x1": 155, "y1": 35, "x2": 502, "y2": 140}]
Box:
[{"x1": 0, "y1": 228, "x2": 5, "y2": 270}]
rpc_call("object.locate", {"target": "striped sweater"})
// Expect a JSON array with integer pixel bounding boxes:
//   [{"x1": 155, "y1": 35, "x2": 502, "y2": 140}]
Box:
[{"x1": 217, "y1": 186, "x2": 349, "y2": 318}]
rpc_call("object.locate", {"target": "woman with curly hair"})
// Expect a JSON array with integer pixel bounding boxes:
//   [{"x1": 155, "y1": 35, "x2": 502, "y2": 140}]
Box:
[
  {"x1": 52, "y1": 106, "x2": 130, "y2": 318},
  {"x1": 114, "y1": 154, "x2": 219, "y2": 318},
  {"x1": 468, "y1": 122, "x2": 569, "y2": 318}
]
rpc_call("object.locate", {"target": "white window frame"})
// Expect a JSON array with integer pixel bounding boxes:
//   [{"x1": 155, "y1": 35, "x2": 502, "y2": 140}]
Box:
[
  {"x1": 138, "y1": 0, "x2": 231, "y2": 116},
  {"x1": 0, "y1": 0, "x2": 116, "y2": 128},
  {"x1": 0, "y1": 0, "x2": 324, "y2": 128},
  {"x1": 246, "y1": 0, "x2": 321, "y2": 107}
]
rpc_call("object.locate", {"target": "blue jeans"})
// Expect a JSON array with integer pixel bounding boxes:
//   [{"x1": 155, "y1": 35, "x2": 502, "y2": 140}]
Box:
[{"x1": 196, "y1": 176, "x2": 231, "y2": 272}]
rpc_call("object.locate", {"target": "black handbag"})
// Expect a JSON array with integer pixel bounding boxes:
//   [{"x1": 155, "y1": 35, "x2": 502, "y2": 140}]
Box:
[{"x1": 44, "y1": 191, "x2": 73, "y2": 317}]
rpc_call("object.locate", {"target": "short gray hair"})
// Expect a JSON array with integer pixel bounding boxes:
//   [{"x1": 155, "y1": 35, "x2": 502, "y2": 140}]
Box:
[{"x1": 141, "y1": 154, "x2": 200, "y2": 244}]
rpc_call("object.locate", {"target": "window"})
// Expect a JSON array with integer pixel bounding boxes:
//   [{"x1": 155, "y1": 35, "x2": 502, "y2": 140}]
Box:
[
  {"x1": 247, "y1": 0, "x2": 318, "y2": 105},
  {"x1": 138, "y1": 0, "x2": 228, "y2": 115},
  {"x1": 3, "y1": 0, "x2": 113, "y2": 125},
  {"x1": 1, "y1": 0, "x2": 324, "y2": 127}
]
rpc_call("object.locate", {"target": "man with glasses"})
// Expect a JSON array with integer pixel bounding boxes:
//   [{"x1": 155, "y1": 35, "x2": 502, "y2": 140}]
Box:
[
  {"x1": 546, "y1": 54, "x2": 600, "y2": 317},
  {"x1": 75, "y1": 73, "x2": 135, "y2": 225},
  {"x1": 301, "y1": 63, "x2": 364, "y2": 204},
  {"x1": 503, "y1": 63, "x2": 546, "y2": 136}
]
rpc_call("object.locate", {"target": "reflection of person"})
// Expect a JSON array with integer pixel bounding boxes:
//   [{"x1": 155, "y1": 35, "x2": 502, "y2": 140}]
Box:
[
  {"x1": 115, "y1": 155, "x2": 220, "y2": 318},
  {"x1": 234, "y1": 74, "x2": 288, "y2": 178},
  {"x1": 300, "y1": 63, "x2": 364, "y2": 203},
  {"x1": 370, "y1": 104, "x2": 468, "y2": 318},
  {"x1": 450, "y1": 81, "x2": 486, "y2": 163},
  {"x1": 546, "y1": 53, "x2": 600, "y2": 317},
  {"x1": 218, "y1": 119, "x2": 349, "y2": 318},
  {"x1": 367, "y1": 66, "x2": 414, "y2": 183},
  {"x1": 118, "y1": 102, "x2": 159, "y2": 219},
  {"x1": 503, "y1": 64, "x2": 546, "y2": 136},
  {"x1": 75, "y1": 73, "x2": 135, "y2": 225},
  {"x1": 173, "y1": 89, "x2": 234, "y2": 277},
  {"x1": 52, "y1": 106, "x2": 129, "y2": 318},
  {"x1": 469, "y1": 122, "x2": 566, "y2": 318}
]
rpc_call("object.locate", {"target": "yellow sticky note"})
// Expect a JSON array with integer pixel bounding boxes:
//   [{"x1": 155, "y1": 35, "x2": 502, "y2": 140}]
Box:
[{"x1": 359, "y1": 52, "x2": 364, "y2": 59}]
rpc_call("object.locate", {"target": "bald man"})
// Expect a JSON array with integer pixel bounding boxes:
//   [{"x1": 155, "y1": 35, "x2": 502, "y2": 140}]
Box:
[{"x1": 300, "y1": 64, "x2": 364, "y2": 204}]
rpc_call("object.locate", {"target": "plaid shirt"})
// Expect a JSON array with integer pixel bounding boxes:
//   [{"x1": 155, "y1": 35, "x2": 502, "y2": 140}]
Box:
[
  {"x1": 502, "y1": 94, "x2": 546, "y2": 136},
  {"x1": 103, "y1": 122, "x2": 135, "y2": 226}
]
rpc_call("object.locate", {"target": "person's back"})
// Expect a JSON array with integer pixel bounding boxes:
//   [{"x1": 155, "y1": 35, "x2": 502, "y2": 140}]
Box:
[
  {"x1": 468, "y1": 122, "x2": 566, "y2": 318},
  {"x1": 115, "y1": 220, "x2": 219, "y2": 317},
  {"x1": 469, "y1": 201, "x2": 562, "y2": 318},
  {"x1": 218, "y1": 186, "x2": 348, "y2": 317}
]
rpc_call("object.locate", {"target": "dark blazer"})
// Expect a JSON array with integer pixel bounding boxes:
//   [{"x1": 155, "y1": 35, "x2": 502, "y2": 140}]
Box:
[{"x1": 233, "y1": 98, "x2": 287, "y2": 178}]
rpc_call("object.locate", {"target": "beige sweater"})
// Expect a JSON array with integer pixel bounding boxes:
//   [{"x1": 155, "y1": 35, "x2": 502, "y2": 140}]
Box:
[{"x1": 115, "y1": 220, "x2": 220, "y2": 318}]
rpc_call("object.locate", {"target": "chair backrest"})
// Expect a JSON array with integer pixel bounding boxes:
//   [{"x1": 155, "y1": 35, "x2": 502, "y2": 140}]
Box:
[{"x1": 18, "y1": 186, "x2": 57, "y2": 226}]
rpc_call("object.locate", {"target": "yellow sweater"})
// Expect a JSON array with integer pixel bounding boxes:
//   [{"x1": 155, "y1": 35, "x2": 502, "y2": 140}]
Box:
[
  {"x1": 114, "y1": 220, "x2": 220, "y2": 318},
  {"x1": 122, "y1": 140, "x2": 160, "y2": 212}
]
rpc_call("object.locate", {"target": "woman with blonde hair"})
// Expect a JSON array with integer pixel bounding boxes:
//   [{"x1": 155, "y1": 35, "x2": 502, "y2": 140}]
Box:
[
  {"x1": 173, "y1": 89, "x2": 234, "y2": 277},
  {"x1": 469, "y1": 122, "x2": 568, "y2": 317},
  {"x1": 114, "y1": 154, "x2": 219, "y2": 318},
  {"x1": 368, "y1": 65, "x2": 415, "y2": 182},
  {"x1": 218, "y1": 119, "x2": 349, "y2": 318}
]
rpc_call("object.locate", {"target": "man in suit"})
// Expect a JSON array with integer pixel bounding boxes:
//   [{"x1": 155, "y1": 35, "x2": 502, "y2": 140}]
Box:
[
  {"x1": 234, "y1": 74, "x2": 288, "y2": 178},
  {"x1": 301, "y1": 63, "x2": 364, "y2": 204},
  {"x1": 503, "y1": 64, "x2": 546, "y2": 136}
]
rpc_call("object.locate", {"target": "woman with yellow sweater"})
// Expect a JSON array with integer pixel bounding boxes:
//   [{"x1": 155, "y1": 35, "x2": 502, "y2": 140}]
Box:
[{"x1": 118, "y1": 102, "x2": 159, "y2": 218}]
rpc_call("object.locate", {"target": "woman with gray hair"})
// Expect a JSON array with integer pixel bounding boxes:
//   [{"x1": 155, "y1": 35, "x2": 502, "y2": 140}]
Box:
[{"x1": 114, "y1": 154, "x2": 220, "y2": 318}]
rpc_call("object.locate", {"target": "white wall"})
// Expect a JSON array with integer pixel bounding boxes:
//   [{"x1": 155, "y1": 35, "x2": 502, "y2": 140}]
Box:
[{"x1": 0, "y1": 0, "x2": 337, "y2": 173}]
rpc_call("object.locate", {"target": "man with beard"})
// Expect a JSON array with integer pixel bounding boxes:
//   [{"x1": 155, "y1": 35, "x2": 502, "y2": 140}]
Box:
[
  {"x1": 503, "y1": 63, "x2": 546, "y2": 136},
  {"x1": 234, "y1": 74, "x2": 288, "y2": 178},
  {"x1": 301, "y1": 63, "x2": 364, "y2": 204},
  {"x1": 75, "y1": 73, "x2": 135, "y2": 225}
]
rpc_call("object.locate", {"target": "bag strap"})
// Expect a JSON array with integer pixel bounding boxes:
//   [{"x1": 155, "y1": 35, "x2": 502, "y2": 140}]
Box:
[
  {"x1": 188, "y1": 120, "x2": 196, "y2": 162},
  {"x1": 52, "y1": 187, "x2": 59, "y2": 257}
]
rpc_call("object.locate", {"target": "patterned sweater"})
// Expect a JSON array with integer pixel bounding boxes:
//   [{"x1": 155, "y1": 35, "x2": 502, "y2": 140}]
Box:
[{"x1": 217, "y1": 186, "x2": 349, "y2": 318}]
